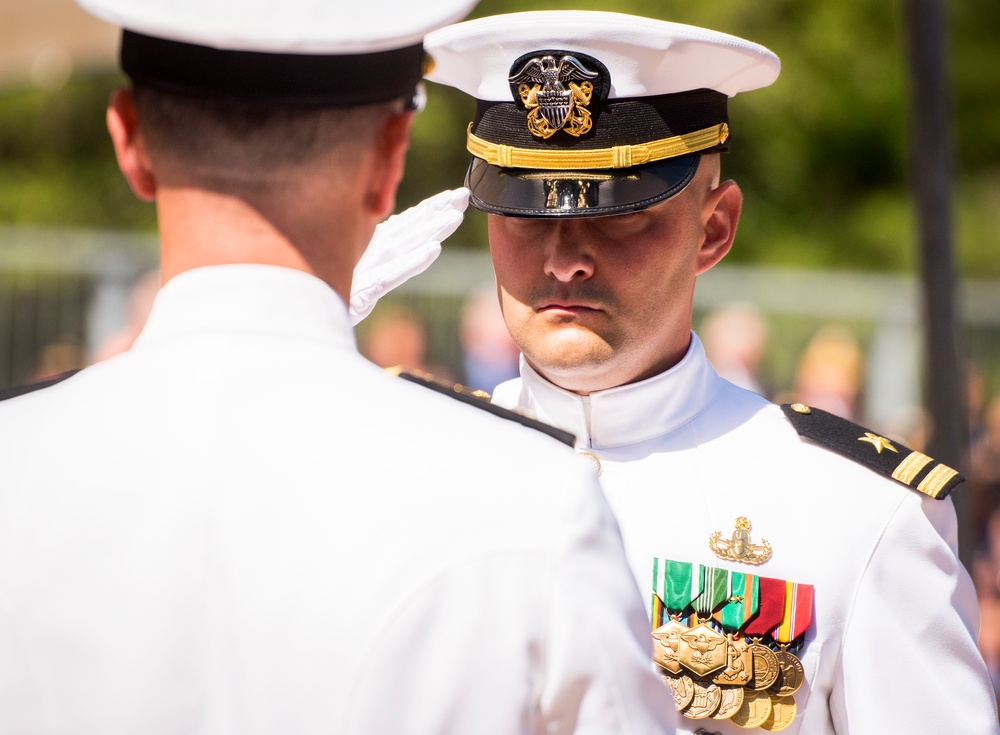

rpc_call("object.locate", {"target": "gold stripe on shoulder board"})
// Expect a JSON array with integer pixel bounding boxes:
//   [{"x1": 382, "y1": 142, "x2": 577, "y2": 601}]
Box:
[
  {"x1": 891, "y1": 451, "x2": 933, "y2": 485},
  {"x1": 917, "y1": 464, "x2": 960, "y2": 499}
]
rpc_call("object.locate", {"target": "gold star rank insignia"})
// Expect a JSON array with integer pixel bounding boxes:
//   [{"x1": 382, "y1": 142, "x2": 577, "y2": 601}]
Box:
[{"x1": 858, "y1": 432, "x2": 899, "y2": 454}]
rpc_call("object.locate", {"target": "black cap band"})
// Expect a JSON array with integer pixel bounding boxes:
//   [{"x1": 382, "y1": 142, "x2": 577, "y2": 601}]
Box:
[
  {"x1": 472, "y1": 89, "x2": 729, "y2": 152},
  {"x1": 121, "y1": 30, "x2": 425, "y2": 107}
]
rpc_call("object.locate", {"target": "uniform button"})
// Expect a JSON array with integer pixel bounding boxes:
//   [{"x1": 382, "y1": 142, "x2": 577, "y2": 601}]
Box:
[
  {"x1": 577, "y1": 451, "x2": 602, "y2": 476},
  {"x1": 790, "y1": 402, "x2": 811, "y2": 414}
]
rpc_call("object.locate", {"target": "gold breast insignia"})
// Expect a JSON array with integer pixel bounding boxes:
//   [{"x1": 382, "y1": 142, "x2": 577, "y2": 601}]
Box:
[{"x1": 709, "y1": 517, "x2": 772, "y2": 565}]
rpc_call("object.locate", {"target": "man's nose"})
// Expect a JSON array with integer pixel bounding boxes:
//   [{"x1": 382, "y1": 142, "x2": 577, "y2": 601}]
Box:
[{"x1": 542, "y1": 230, "x2": 595, "y2": 282}]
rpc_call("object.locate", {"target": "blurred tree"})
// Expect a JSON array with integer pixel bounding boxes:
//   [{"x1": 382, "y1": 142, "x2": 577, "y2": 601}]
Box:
[
  {"x1": 0, "y1": 0, "x2": 997, "y2": 275},
  {"x1": 0, "y1": 71, "x2": 156, "y2": 229}
]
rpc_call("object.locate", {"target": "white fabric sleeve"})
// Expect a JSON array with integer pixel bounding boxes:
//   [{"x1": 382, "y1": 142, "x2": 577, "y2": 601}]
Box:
[
  {"x1": 831, "y1": 493, "x2": 999, "y2": 733},
  {"x1": 536, "y1": 462, "x2": 676, "y2": 735}
]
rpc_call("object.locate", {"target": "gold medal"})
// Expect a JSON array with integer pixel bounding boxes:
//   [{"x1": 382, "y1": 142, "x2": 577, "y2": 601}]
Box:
[
  {"x1": 682, "y1": 680, "x2": 722, "y2": 719},
  {"x1": 678, "y1": 622, "x2": 729, "y2": 677},
  {"x1": 661, "y1": 672, "x2": 694, "y2": 710},
  {"x1": 748, "y1": 641, "x2": 781, "y2": 690},
  {"x1": 652, "y1": 619, "x2": 688, "y2": 675},
  {"x1": 761, "y1": 694, "x2": 797, "y2": 732},
  {"x1": 768, "y1": 649, "x2": 805, "y2": 697},
  {"x1": 711, "y1": 685, "x2": 745, "y2": 720},
  {"x1": 730, "y1": 688, "x2": 773, "y2": 729},
  {"x1": 712, "y1": 635, "x2": 754, "y2": 687}
]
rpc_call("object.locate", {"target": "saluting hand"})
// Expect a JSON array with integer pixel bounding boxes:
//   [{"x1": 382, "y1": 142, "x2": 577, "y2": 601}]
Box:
[{"x1": 350, "y1": 187, "x2": 470, "y2": 325}]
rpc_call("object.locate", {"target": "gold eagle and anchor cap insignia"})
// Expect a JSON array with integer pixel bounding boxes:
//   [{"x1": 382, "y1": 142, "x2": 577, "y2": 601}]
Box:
[
  {"x1": 709, "y1": 516, "x2": 772, "y2": 565},
  {"x1": 508, "y1": 51, "x2": 603, "y2": 139},
  {"x1": 781, "y1": 403, "x2": 964, "y2": 499},
  {"x1": 423, "y1": 11, "x2": 779, "y2": 217}
]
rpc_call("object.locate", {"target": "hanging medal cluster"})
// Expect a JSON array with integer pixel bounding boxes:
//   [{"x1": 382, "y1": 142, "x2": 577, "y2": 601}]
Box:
[{"x1": 650, "y1": 559, "x2": 813, "y2": 731}]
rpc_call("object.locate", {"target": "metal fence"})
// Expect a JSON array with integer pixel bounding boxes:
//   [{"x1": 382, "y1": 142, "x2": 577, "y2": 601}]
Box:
[{"x1": 2, "y1": 224, "x2": 1000, "y2": 433}]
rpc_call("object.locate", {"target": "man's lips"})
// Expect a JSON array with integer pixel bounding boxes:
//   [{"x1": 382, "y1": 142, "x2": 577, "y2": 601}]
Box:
[{"x1": 536, "y1": 302, "x2": 603, "y2": 315}]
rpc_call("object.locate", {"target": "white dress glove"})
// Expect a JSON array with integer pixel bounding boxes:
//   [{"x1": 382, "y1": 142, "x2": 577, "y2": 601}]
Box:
[{"x1": 349, "y1": 187, "x2": 470, "y2": 325}]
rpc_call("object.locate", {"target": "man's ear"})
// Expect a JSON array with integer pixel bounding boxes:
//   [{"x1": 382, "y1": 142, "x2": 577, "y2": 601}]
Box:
[
  {"x1": 363, "y1": 110, "x2": 414, "y2": 219},
  {"x1": 106, "y1": 88, "x2": 157, "y2": 202},
  {"x1": 696, "y1": 179, "x2": 742, "y2": 275}
]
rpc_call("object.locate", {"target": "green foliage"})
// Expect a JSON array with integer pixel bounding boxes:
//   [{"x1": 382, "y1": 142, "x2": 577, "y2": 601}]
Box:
[
  {"x1": 0, "y1": 71, "x2": 156, "y2": 229},
  {"x1": 1, "y1": 0, "x2": 998, "y2": 274}
]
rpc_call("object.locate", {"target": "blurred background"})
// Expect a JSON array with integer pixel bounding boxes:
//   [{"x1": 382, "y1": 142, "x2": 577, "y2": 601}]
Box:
[{"x1": 2, "y1": 0, "x2": 1000, "y2": 702}]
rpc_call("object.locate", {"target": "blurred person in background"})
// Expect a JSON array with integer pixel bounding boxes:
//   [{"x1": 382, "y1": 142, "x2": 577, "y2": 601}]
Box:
[
  {"x1": 459, "y1": 281, "x2": 520, "y2": 393},
  {"x1": 974, "y1": 506, "x2": 1000, "y2": 702},
  {"x1": 700, "y1": 301, "x2": 770, "y2": 398},
  {"x1": 972, "y1": 394, "x2": 1000, "y2": 545},
  {"x1": 360, "y1": 305, "x2": 431, "y2": 373},
  {"x1": 788, "y1": 324, "x2": 864, "y2": 422},
  {"x1": 966, "y1": 360, "x2": 988, "y2": 447},
  {"x1": 29, "y1": 335, "x2": 86, "y2": 380}
]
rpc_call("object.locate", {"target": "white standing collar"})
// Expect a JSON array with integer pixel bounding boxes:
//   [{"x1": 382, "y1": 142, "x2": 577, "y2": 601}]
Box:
[
  {"x1": 505, "y1": 332, "x2": 724, "y2": 449},
  {"x1": 132, "y1": 264, "x2": 356, "y2": 352}
]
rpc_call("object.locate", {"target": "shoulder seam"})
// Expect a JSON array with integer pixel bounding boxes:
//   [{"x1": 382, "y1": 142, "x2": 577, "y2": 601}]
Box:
[{"x1": 391, "y1": 368, "x2": 576, "y2": 447}]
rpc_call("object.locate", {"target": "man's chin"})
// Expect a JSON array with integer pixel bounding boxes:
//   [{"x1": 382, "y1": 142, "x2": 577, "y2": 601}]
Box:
[{"x1": 519, "y1": 334, "x2": 615, "y2": 382}]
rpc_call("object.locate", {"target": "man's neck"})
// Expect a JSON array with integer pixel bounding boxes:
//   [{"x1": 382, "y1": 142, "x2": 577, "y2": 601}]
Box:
[
  {"x1": 155, "y1": 184, "x2": 365, "y2": 303},
  {"x1": 527, "y1": 332, "x2": 694, "y2": 397}
]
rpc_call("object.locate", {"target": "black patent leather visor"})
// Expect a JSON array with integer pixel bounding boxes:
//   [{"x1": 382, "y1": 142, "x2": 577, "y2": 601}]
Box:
[{"x1": 466, "y1": 155, "x2": 701, "y2": 218}]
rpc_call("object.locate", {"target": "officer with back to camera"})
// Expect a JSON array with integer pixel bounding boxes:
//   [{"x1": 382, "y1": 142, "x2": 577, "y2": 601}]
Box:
[
  {"x1": 0, "y1": 2, "x2": 679, "y2": 733},
  {"x1": 365, "y1": 10, "x2": 998, "y2": 733}
]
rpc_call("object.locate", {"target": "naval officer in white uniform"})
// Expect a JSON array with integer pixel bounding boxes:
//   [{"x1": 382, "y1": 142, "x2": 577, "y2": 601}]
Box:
[
  {"x1": 0, "y1": 3, "x2": 678, "y2": 734},
  {"x1": 411, "y1": 11, "x2": 998, "y2": 734}
]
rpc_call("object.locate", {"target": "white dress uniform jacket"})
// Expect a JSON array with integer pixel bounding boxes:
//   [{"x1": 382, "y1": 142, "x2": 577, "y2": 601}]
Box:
[
  {"x1": 0, "y1": 265, "x2": 675, "y2": 735},
  {"x1": 493, "y1": 332, "x2": 999, "y2": 734}
]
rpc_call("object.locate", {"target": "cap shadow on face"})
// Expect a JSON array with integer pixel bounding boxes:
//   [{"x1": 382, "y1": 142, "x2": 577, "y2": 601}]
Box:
[{"x1": 487, "y1": 160, "x2": 740, "y2": 394}]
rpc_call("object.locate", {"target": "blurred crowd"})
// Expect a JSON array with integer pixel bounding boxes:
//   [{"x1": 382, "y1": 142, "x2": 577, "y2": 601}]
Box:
[{"x1": 23, "y1": 277, "x2": 1000, "y2": 703}]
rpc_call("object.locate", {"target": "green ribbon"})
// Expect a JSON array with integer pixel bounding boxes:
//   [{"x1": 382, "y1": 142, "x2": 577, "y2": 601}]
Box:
[
  {"x1": 693, "y1": 565, "x2": 730, "y2": 618},
  {"x1": 653, "y1": 558, "x2": 704, "y2": 613},
  {"x1": 716, "y1": 572, "x2": 761, "y2": 631}
]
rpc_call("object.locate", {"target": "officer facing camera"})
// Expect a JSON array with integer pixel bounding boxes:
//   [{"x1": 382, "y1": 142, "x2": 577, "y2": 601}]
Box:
[{"x1": 412, "y1": 10, "x2": 996, "y2": 733}]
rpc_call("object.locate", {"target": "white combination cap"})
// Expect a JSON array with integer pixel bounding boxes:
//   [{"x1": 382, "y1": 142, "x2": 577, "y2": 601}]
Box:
[
  {"x1": 76, "y1": 0, "x2": 480, "y2": 106},
  {"x1": 424, "y1": 11, "x2": 780, "y2": 217}
]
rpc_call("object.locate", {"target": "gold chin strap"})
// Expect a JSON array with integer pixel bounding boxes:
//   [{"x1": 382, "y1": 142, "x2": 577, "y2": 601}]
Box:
[{"x1": 466, "y1": 122, "x2": 728, "y2": 170}]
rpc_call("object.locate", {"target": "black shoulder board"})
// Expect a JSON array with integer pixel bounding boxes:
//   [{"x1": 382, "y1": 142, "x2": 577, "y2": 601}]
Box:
[
  {"x1": 780, "y1": 402, "x2": 963, "y2": 500},
  {"x1": 0, "y1": 369, "x2": 81, "y2": 403},
  {"x1": 389, "y1": 367, "x2": 576, "y2": 448}
]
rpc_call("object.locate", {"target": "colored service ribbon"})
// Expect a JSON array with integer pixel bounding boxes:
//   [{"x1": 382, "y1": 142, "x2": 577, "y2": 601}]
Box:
[
  {"x1": 742, "y1": 575, "x2": 787, "y2": 638},
  {"x1": 651, "y1": 593, "x2": 666, "y2": 629},
  {"x1": 772, "y1": 581, "x2": 815, "y2": 644},
  {"x1": 692, "y1": 566, "x2": 730, "y2": 621},
  {"x1": 652, "y1": 558, "x2": 704, "y2": 619},
  {"x1": 715, "y1": 572, "x2": 760, "y2": 632}
]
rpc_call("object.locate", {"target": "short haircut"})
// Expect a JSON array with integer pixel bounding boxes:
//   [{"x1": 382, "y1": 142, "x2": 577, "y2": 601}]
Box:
[{"x1": 132, "y1": 85, "x2": 402, "y2": 183}]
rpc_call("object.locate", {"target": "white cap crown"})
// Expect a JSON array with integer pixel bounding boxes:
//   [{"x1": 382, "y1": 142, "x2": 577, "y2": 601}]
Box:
[{"x1": 426, "y1": 11, "x2": 779, "y2": 101}]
